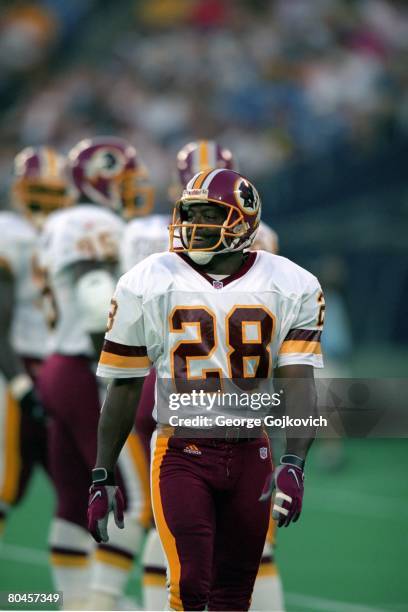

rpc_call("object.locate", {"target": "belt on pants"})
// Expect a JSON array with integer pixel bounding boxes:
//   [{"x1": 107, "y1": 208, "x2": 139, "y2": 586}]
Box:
[{"x1": 173, "y1": 425, "x2": 265, "y2": 443}]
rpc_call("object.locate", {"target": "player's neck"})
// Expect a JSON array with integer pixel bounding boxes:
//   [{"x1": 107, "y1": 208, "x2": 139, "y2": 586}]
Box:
[{"x1": 198, "y1": 251, "x2": 246, "y2": 275}]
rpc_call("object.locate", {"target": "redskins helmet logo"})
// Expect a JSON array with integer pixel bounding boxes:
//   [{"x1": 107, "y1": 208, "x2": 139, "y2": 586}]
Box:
[
  {"x1": 85, "y1": 148, "x2": 126, "y2": 180},
  {"x1": 234, "y1": 179, "x2": 260, "y2": 215}
]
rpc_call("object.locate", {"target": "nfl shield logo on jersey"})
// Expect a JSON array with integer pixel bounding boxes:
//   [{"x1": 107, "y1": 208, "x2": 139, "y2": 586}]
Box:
[
  {"x1": 213, "y1": 280, "x2": 223, "y2": 289},
  {"x1": 259, "y1": 447, "x2": 268, "y2": 460}
]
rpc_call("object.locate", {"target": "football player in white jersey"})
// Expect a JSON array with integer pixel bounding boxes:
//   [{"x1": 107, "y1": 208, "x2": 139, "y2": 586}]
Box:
[
  {"x1": 123, "y1": 139, "x2": 283, "y2": 610},
  {"x1": 37, "y1": 137, "x2": 153, "y2": 610},
  {"x1": 0, "y1": 146, "x2": 73, "y2": 535},
  {"x1": 89, "y1": 168, "x2": 325, "y2": 611}
]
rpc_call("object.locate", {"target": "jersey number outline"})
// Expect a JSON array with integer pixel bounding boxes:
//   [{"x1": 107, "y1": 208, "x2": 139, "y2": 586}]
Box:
[
  {"x1": 317, "y1": 291, "x2": 325, "y2": 327},
  {"x1": 169, "y1": 305, "x2": 275, "y2": 390},
  {"x1": 76, "y1": 230, "x2": 118, "y2": 261},
  {"x1": 106, "y1": 298, "x2": 118, "y2": 332},
  {"x1": 31, "y1": 255, "x2": 58, "y2": 330}
]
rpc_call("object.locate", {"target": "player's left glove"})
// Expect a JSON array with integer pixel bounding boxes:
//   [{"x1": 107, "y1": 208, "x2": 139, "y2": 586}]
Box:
[
  {"x1": 19, "y1": 387, "x2": 46, "y2": 423},
  {"x1": 88, "y1": 468, "x2": 124, "y2": 543},
  {"x1": 259, "y1": 454, "x2": 305, "y2": 527},
  {"x1": 10, "y1": 374, "x2": 45, "y2": 423}
]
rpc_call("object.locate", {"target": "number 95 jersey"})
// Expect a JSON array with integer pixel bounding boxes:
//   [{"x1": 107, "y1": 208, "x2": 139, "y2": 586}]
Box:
[
  {"x1": 97, "y1": 251, "x2": 324, "y2": 389},
  {"x1": 40, "y1": 205, "x2": 124, "y2": 356}
]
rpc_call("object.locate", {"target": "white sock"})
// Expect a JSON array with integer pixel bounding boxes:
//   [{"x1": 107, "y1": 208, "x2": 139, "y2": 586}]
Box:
[
  {"x1": 49, "y1": 518, "x2": 93, "y2": 608},
  {"x1": 251, "y1": 537, "x2": 285, "y2": 611},
  {"x1": 90, "y1": 513, "x2": 143, "y2": 600},
  {"x1": 251, "y1": 572, "x2": 285, "y2": 611}
]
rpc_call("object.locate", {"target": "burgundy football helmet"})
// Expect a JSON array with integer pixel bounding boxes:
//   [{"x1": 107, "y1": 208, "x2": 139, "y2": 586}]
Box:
[
  {"x1": 68, "y1": 136, "x2": 154, "y2": 219},
  {"x1": 169, "y1": 168, "x2": 261, "y2": 261},
  {"x1": 177, "y1": 140, "x2": 235, "y2": 186},
  {"x1": 169, "y1": 140, "x2": 236, "y2": 202},
  {"x1": 12, "y1": 146, "x2": 73, "y2": 226}
]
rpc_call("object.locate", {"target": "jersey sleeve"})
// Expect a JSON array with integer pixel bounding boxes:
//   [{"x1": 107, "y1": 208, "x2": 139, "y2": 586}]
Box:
[
  {"x1": 0, "y1": 237, "x2": 20, "y2": 275},
  {"x1": 96, "y1": 278, "x2": 152, "y2": 378},
  {"x1": 0, "y1": 216, "x2": 24, "y2": 275},
  {"x1": 277, "y1": 278, "x2": 325, "y2": 369}
]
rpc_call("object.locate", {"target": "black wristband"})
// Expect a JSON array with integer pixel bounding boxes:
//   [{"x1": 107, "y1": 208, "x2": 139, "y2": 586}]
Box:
[
  {"x1": 281, "y1": 454, "x2": 305, "y2": 471},
  {"x1": 91, "y1": 467, "x2": 116, "y2": 485}
]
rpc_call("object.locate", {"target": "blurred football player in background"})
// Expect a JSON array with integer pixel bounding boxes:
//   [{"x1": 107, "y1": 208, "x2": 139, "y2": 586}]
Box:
[
  {"x1": 37, "y1": 137, "x2": 152, "y2": 610},
  {"x1": 122, "y1": 139, "x2": 284, "y2": 611},
  {"x1": 0, "y1": 146, "x2": 72, "y2": 535}
]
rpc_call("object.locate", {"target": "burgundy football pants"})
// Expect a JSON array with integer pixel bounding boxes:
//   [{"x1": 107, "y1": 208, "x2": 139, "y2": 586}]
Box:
[
  {"x1": 151, "y1": 430, "x2": 272, "y2": 611},
  {"x1": 0, "y1": 358, "x2": 49, "y2": 517},
  {"x1": 38, "y1": 354, "x2": 132, "y2": 527}
]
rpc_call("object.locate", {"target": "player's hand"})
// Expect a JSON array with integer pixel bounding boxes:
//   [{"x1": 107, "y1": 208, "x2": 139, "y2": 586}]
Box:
[
  {"x1": 88, "y1": 469, "x2": 124, "y2": 543},
  {"x1": 19, "y1": 388, "x2": 46, "y2": 423},
  {"x1": 10, "y1": 374, "x2": 45, "y2": 423},
  {"x1": 260, "y1": 454, "x2": 305, "y2": 527}
]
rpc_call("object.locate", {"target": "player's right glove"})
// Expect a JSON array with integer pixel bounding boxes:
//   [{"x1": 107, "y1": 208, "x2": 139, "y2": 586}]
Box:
[
  {"x1": 260, "y1": 454, "x2": 305, "y2": 527},
  {"x1": 88, "y1": 468, "x2": 124, "y2": 543}
]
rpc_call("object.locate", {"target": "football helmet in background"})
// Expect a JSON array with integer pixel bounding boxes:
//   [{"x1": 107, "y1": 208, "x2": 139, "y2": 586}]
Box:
[
  {"x1": 169, "y1": 168, "x2": 261, "y2": 263},
  {"x1": 252, "y1": 221, "x2": 279, "y2": 254},
  {"x1": 12, "y1": 146, "x2": 74, "y2": 227},
  {"x1": 168, "y1": 139, "x2": 236, "y2": 201},
  {"x1": 68, "y1": 136, "x2": 154, "y2": 219}
]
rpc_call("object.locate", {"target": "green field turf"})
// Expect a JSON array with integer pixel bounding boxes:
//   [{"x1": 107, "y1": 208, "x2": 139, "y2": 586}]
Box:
[{"x1": 0, "y1": 439, "x2": 407, "y2": 611}]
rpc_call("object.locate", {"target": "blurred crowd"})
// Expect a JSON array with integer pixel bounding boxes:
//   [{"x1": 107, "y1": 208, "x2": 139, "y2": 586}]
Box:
[{"x1": 1, "y1": 0, "x2": 408, "y2": 202}]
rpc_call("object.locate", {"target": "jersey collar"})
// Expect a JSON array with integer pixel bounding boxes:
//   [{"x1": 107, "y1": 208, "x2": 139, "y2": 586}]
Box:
[{"x1": 177, "y1": 251, "x2": 258, "y2": 288}]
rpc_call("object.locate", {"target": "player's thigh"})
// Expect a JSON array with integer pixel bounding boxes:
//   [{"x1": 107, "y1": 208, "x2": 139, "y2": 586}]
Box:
[
  {"x1": 213, "y1": 438, "x2": 272, "y2": 579},
  {"x1": 48, "y1": 414, "x2": 90, "y2": 525},
  {"x1": 38, "y1": 354, "x2": 100, "y2": 469},
  {"x1": 0, "y1": 371, "x2": 49, "y2": 507},
  {"x1": 150, "y1": 432, "x2": 216, "y2": 590}
]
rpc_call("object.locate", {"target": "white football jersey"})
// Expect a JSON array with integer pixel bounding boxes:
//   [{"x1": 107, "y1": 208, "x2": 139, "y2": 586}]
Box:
[
  {"x1": 121, "y1": 213, "x2": 170, "y2": 273},
  {"x1": 40, "y1": 204, "x2": 124, "y2": 356},
  {"x1": 97, "y1": 251, "x2": 324, "y2": 422},
  {"x1": 0, "y1": 212, "x2": 50, "y2": 358}
]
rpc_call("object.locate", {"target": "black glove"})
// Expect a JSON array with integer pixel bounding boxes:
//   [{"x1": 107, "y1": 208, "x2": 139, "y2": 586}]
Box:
[{"x1": 19, "y1": 387, "x2": 46, "y2": 423}]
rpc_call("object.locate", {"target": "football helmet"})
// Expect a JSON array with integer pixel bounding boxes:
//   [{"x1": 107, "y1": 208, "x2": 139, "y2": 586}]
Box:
[
  {"x1": 12, "y1": 146, "x2": 73, "y2": 227},
  {"x1": 169, "y1": 168, "x2": 261, "y2": 264},
  {"x1": 169, "y1": 139, "x2": 236, "y2": 202},
  {"x1": 68, "y1": 136, "x2": 154, "y2": 219}
]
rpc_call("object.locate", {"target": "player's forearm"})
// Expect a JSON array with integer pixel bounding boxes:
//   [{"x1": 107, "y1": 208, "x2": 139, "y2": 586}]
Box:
[
  {"x1": 0, "y1": 332, "x2": 27, "y2": 381},
  {"x1": 95, "y1": 377, "x2": 145, "y2": 472},
  {"x1": 90, "y1": 332, "x2": 106, "y2": 358},
  {"x1": 275, "y1": 365, "x2": 317, "y2": 460},
  {"x1": 0, "y1": 275, "x2": 26, "y2": 381},
  {"x1": 284, "y1": 377, "x2": 317, "y2": 459}
]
